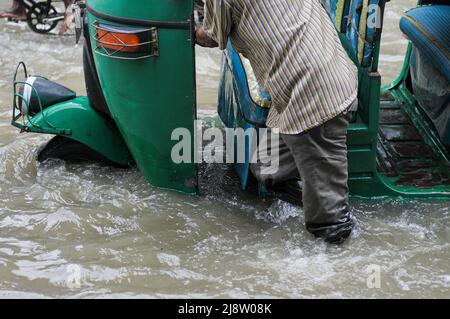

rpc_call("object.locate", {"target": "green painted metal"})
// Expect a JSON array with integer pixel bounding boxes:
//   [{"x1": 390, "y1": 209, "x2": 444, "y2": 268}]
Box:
[
  {"x1": 15, "y1": 96, "x2": 132, "y2": 166},
  {"x1": 335, "y1": 31, "x2": 386, "y2": 197},
  {"x1": 87, "y1": 0, "x2": 198, "y2": 194},
  {"x1": 377, "y1": 4, "x2": 449, "y2": 199},
  {"x1": 336, "y1": 3, "x2": 450, "y2": 199},
  {"x1": 382, "y1": 43, "x2": 412, "y2": 92},
  {"x1": 392, "y1": 86, "x2": 449, "y2": 165},
  {"x1": 88, "y1": 0, "x2": 193, "y2": 22}
]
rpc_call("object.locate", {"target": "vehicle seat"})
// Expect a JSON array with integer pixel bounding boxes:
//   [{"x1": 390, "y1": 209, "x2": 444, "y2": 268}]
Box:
[
  {"x1": 18, "y1": 76, "x2": 76, "y2": 116},
  {"x1": 400, "y1": 5, "x2": 450, "y2": 146},
  {"x1": 400, "y1": 5, "x2": 450, "y2": 83}
]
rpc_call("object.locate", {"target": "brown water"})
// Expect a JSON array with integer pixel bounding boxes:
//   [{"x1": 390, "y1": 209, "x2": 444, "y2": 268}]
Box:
[{"x1": 0, "y1": 0, "x2": 449, "y2": 298}]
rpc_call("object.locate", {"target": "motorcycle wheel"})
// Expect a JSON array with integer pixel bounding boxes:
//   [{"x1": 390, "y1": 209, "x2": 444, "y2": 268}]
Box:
[
  {"x1": 38, "y1": 136, "x2": 123, "y2": 167},
  {"x1": 26, "y1": 2, "x2": 59, "y2": 34}
]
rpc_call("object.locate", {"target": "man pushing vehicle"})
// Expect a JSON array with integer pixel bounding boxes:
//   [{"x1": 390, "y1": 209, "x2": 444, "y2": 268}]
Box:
[{"x1": 196, "y1": 0, "x2": 358, "y2": 245}]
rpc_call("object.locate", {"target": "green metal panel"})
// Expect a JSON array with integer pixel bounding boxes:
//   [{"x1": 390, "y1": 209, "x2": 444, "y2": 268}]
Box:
[
  {"x1": 19, "y1": 97, "x2": 132, "y2": 166},
  {"x1": 347, "y1": 69, "x2": 382, "y2": 197},
  {"x1": 337, "y1": 7, "x2": 450, "y2": 199},
  {"x1": 87, "y1": 0, "x2": 198, "y2": 194},
  {"x1": 348, "y1": 149, "x2": 373, "y2": 173},
  {"x1": 376, "y1": 6, "x2": 449, "y2": 199},
  {"x1": 89, "y1": 0, "x2": 193, "y2": 21}
]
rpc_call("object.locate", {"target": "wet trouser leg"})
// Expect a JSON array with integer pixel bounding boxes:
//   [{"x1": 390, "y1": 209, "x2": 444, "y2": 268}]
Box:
[{"x1": 280, "y1": 111, "x2": 355, "y2": 244}]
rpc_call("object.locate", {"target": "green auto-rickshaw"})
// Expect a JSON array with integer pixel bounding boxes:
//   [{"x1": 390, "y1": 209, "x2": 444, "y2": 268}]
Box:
[{"x1": 10, "y1": 0, "x2": 450, "y2": 200}]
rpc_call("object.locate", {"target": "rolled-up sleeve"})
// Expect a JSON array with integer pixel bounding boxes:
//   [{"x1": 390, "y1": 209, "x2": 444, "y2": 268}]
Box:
[{"x1": 203, "y1": 0, "x2": 232, "y2": 50}]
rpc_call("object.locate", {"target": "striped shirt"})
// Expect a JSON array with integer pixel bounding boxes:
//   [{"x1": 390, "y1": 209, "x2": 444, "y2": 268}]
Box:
[{"x1": 203, "y1": 0, "x2": 358, "y2": 134}]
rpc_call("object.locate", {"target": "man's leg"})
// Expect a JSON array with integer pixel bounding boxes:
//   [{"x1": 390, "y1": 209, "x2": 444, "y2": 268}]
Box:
[
  {"x1": 251, "y1": 128, "x2": 299, "y2": 187},
  {"x1": 281, "y1": 111, "x2": 355, "y2": 245}
]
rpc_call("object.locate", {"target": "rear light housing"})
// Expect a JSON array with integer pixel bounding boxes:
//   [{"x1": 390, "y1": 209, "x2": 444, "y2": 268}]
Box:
[{"x1": 93, "y1": 22, "x2": 159, "y2": 60}]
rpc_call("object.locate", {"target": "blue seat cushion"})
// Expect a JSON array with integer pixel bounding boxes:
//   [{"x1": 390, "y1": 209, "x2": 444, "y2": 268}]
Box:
[{"x1": 400, "y1": 5, "x2": 450, "y2": 83}]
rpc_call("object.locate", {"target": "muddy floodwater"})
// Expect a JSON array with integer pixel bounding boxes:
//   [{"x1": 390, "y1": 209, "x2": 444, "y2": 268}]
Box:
[{"x1": 0, "y1": 0, "x2": 449, "y2": 298}]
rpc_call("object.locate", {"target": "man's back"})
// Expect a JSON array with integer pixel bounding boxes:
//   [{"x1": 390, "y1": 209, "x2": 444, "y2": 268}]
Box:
[{"x1": 204, "y1": 0, "x2": 358, "y2": 134}]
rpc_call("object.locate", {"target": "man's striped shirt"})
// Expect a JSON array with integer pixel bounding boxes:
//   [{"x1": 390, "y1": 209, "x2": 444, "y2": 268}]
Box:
[{"x1": 203, "y1": 0, "x2": 358, "y2": 134}]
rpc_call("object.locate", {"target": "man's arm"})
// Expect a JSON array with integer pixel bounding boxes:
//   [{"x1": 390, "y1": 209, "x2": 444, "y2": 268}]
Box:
[
  {"x1": 59, "y1": 0, "x2": 74, "y2": 35},
  {"x1": 197, "y1": 0, "x2": 232, "y2": 50},
  {"x1": 195, "y1": 27, "x2": 218, "y2": 48},
  {"x1": 195, "y1": 0, "x2": 218, "y2": 48},
  {"x1": 194, "y1": 0, "x2": 218, "y2": 47}
]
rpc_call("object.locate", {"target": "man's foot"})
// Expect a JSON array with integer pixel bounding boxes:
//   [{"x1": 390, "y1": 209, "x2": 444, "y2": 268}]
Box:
[
  {"x1": 0, "y1": 7, "x2": 27, "y2": 21},
  {"x1": 323, "y1": 222, "x2": 354, "y2": 245},
  {"x1": 307, "y1": 213, "x2": 357, "y2": 246}
]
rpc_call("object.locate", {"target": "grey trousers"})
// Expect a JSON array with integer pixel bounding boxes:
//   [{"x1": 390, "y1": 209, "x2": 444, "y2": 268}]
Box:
[{"x1": 281, "y1": 112, "x2": 354, "y2": 243}]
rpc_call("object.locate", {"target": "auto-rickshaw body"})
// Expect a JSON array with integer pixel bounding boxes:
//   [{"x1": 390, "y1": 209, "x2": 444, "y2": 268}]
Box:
[{"x1": 10, "y1": 0, "x2": 450, "y2": 200}]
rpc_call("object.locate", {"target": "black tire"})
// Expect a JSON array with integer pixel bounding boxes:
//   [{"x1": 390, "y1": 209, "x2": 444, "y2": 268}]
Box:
[
  {"x1": 26, "y1": 2, "x2": 59, "y2": 34},
  {"x1": 37, "y1": 136, "x2": 124, "y2": 167}
]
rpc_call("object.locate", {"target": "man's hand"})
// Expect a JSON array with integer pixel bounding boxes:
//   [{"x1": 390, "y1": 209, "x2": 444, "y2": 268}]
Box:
[{"x1": 195, "y1": 27, "x2": 218, "y2": 48}]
